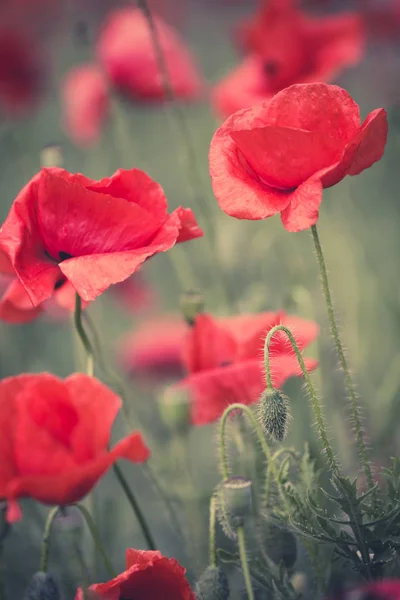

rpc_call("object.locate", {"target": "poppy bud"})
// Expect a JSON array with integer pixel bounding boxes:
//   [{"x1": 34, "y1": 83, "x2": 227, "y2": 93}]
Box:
[
  {"x1": 179, "y1": 290, "x2": 204, "y2": 325},
  {"x1": 257, "y1": 389, "x2": 291, "y2": 442},
  {"x1": 23, "y1": 572, "x2": 60, "y2": 600},
  {"x1": 40, "y1": 144, "x2": 63, "y2": 168},
  {"x1": 158, "y1": 387, "x2": 191, "y2": 434},
  {"x1": 195, "y1": 566, "x2": 230, "y2": 600}
]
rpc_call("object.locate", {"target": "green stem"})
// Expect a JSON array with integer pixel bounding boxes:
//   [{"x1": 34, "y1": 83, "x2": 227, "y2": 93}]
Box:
[
  {"x1": 40, "y1": 506, "x2": 60, "y2": 572},
  {"x1": 219, "y1": 403, "x2": 290, "y2": 514},
  {"x1": 237, "y1": 526, "x2": 254, "y2": 600},
  {"x1": 310, "y1": 225, "x2": 374, "y2": 493},
  {"x1": 72, "y1": 504, "x2": 117, "y2": 578},
  {"x1": 74, "y1": 294, "x2": 94, "y2": 377},
  {"x1": 263, "y1": 324, "x2": 340, "y2": 476},
  {"x1": 209, "y1": 496, "x2": 217, "y2": 568},
  {"x1": 136, "y1": 0, "x2": 231, "y2": 309},
  {"x1": 73, "y1": 296, "x2": 157, "y2": 550},
  {"x1": 113, "y1": 463, "x2": 157, "y2": 550}
]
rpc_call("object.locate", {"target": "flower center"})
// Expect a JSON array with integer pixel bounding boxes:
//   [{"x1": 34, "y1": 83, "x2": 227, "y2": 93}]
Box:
[{"x1": 58, "y1": 251, "x2": 72, "y2": 262}]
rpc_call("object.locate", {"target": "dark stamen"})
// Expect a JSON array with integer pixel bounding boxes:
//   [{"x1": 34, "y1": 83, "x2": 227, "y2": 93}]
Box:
[
  {"x1": 263, "y1": 61, "x2": 278, "y2": 77},
  {"x1": 58, "y1": 251, "x2": 72, "y2": 262},
  {"x1": 54, "y1": 279, "x2": 65, "y2": 290}
]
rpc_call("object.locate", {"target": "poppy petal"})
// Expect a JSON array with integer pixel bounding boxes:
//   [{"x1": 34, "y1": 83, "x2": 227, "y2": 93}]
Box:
[
  {"x1": 0, "y1": 278, "x2": 42, "y2": 323},
  {"x1": 280, "y1": 176, "x2": 323, "y2": 232},
  {"x1": 6, "y1": 431, "x2": 149, "y2": 511},
  {"x1": 182, "y1": 314, "x2": 237, "y2": 373},
  {"x1": 347, "y1": 108, "x2": 388, "y2": 176},
  {"x1": 264, "y1": 82, "x2": 360, "y2": 141},
  {"x1": 172, "y1": 207, "x2": 204, "y2": 242},
  {"x1": 209, "y1": 104, "x2": 292, "y2": 220},
  {"x1": 231, "y1": 125, "x2": 344, "y2": 189}
]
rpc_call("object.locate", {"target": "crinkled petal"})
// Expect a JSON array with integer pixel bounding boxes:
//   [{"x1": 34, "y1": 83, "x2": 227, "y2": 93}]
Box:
[
  {"x1": 280, "y1": 176, "x2": 323, "y2": 232},
  {"x1": 209, "y1": 103, "x2": 292, "y2": 220},
  {"x1": 172, "y1": 207, "x2": 203, "y2": 243},
  {"x1": 231, "y1": 125, "x2": 344, "y2": 189},
  {"x1": 264, "y1": 82, "x2": 360, "y2": 142}
]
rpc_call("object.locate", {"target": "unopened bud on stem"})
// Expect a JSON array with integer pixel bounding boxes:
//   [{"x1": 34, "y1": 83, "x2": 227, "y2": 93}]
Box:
[
  {"x1": 257, "y1": 389, "x2": 291, "y2": 442},
  {"x1": 23, "y1": 572, "x2": 60, "y2": 600},
  {"x1": 195, "y1": 566, "x2": 230, "y2": 600}
]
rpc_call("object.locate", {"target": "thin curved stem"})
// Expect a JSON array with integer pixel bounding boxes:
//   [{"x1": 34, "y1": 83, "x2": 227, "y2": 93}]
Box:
[
  {"x1": 113, "y1": 463, "x2": 157, "y2": 550},
  {"x1": 264, "y1": 324, "x2": 340, "y2": 476},
  {"x1": 72, "y1": 504, "x2": 117, "y2": 578},
  {"x1": 237, "y1": 526, "x2": 255, "y2": 600},
  {"x1": 136, "y1": 0, "x2": 231, "y2": 309},
  {"x1": 310, "y1": 224, "x2": 374, "y2": 493},
  {"x1": 40, "y1": 507, "x2": 60, "y2": 572},
  {"x1": 209, "y1": 496, "x2": 217, "y2": 568},
  {"x1": 219, "y1": 403, "x2": 290, "y2": 514},
  {"x1": 74, "y1": 294, "x2": 94, "y2": 377}
]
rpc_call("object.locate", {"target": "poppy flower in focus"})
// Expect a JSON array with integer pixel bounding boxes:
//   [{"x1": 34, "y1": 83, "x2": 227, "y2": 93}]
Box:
[
  {"x1": 119, "y1": 316, "x2": 188, "y2": 382},
  {"x1": 0, "y1": 373, "x2": 150, "y2": 521},
  {"x1": 171, "y1": 310, "x2": 318, "y2": 426},
  {"x1": 62, "y1": 64, "x2": 109, "y2": 148},
  {"x1": 96, "y1": 7, "x2": 203, "y2": 102},
  {"x1": 0, "y1": 167, "x2": 203, "y2": 306},
  {"x1": 214, "y1": 1, "x2": 364, "y2": 118},
  {"x1": 209, "y1": 83, "x2": 387, "y2": 232},
  {"x1": 75, "y1": 548, "x2": 195, "y2": 600},
  {"x1": 0, "y1": 27, "x2": 45, "y2": 116}
]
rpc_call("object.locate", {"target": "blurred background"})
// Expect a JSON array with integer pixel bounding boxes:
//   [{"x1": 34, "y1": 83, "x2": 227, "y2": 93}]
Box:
[{"x1": 0, "y1": 0, "x2": 400, "y2": 597}]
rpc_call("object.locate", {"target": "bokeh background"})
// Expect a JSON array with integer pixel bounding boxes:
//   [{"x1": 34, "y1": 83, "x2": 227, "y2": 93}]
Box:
[{"x1": 1, "y1": 0, "x2": 400, "y2": 597}]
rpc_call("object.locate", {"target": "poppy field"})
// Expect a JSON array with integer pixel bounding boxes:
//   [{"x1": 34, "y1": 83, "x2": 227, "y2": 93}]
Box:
[{"x1": 1, "y1": 0, "x2": 400, "y2": 599}]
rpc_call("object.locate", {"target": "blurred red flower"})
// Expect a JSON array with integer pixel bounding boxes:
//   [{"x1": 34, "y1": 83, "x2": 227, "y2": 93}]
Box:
[
  {"x1": 75, "y1": 548, "x2": 195, "y2": 600},
  {"x1": 214, "y1": 5, "x2": 364, "y2": 118},
  {"x1": 112, "y1": 273, "x2": 157, "y2": 314},
  {"x1": 96, "y1": 7, "x2": 203, "y2": 102},
  {"x1": 209, "y1": 83, "x2": 387, "y2": 232},
  {"x1": 331, "y1": 579, "x2": 400, "y2": 599},
  {"x1": 357, "y1": 0, "x2": 400, "y2": 40},
  {"x1": 0, "y1": 27, "x2": 46, "y2": 116},
  {"x1": 119, "y1": 316, "x2": 188, "y2": 381},
  {"x1": 0, "y1": 167, "x2": 203, "y2": 306},
  {"x1": 62, "y1": 65, "x2": 109, "y2": 148},
  {"x1": 173, "y1": 310, "x2": 318, "y2": 425},
  {"x1": 0, "y1": 373, "x2": 150, "y2": 522}
]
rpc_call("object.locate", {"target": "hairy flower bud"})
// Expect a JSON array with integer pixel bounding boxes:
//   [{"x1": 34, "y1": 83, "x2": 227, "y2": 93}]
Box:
[
  {"x1": 257, "y1": 389, "x2": 291, "y2": 442},
  {"x1": 195, "y1": 566, "x2": 229, "y2": 600},
  {"x1": 158, "y1": 387, "x2": 191, "y2": 434},
  {"x1": 179, "y1": 290, "x2": 204, "y2": 325},
  {"x1": 23, "y1": 572, "x2": 60, "y2": 600}
]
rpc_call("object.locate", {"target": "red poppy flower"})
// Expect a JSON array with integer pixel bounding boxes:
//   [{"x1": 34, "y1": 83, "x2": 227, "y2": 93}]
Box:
[
  {"x1": 62, "y1": 64, "x2": 109, "y2": 148},
  {"x1": 171, "y1": 311, "x2": 318, "y2": 425},
  {"x1": 331, "y1": 579, "x2": 400, "y2": 600},
  {"x1": 119, "y1": 316, "x2": 188, "y2": 381},
  {"x1": 209, "y1": 83, "x2": 388, "y2": 232},
  {"x1": 214, "y1": 4, "x2": 364, "y2": 118},
  {"x1": 96, "y1": 7, "x2": 203, "y2": 102},
  {"x1": 75, "y1": 548, "x2": 195, "y2": 600},
  {"x1": 0, "y1": 167, "x2": 203, "y2": 306},
  {"x1": 0, "y1": 373, "x2": 150, "y2": 521},
  {"x1": 0, "y1": 250, "x2": 83, "y2": 323},
  {"x1": 0, "y1": 27, "x2": 46, "y2": 116}
]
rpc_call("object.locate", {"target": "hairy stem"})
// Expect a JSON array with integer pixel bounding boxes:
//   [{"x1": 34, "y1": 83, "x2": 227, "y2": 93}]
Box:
[
  {"x1": 310, "y1": 225, "x2": 374, "y2": 493},
  {"x1": 209, "y1": 495, "x2": 217, "y2": 568},
  {"x1": 219, "y1": 403, "x2": 290, "y2": 514},
  {"x1": 263, "y1": 324, "x2": 340, "y2": 476},
  {"x1": 237, "y1": 526, "x2": 254, "y2": 600}
]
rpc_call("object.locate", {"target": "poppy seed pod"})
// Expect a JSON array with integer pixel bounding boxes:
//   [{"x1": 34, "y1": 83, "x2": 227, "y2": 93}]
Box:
[
  {"x1": 222, "y1": 477, "x2": 253, "y2": 523},
  {"x1": 257, "y1": 388, "x2": 291, "y2": 442},
  {"x1": 23, "y1": 572, "x2": 60, "y2": 600},
  {"x1": 195, "y1": 566, "x2": 230, "y2": 600},
  {"x1": 179, "y1": 290, "x2": 204, "y2": 325},
  {"x1": 158, "y1": 387, "x2": 191, "y2": 434}
]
